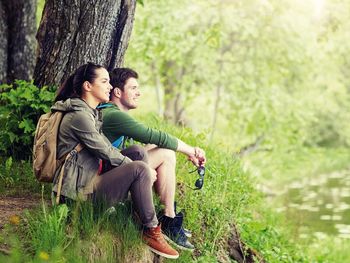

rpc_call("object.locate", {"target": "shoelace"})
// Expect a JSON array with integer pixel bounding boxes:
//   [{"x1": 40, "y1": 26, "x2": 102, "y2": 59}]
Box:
[{"x1": 148, "y1": 227, "x2": 166, "y2": 243}]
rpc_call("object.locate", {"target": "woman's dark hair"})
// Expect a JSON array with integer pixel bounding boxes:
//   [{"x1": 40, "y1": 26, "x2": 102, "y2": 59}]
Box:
[{"x1": 55, "y1": 62, "x2": 105, "y2": 102}]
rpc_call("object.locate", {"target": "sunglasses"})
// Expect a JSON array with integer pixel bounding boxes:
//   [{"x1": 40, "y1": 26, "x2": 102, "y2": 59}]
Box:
[{"x1": 193, "y1": 166, "x2": 205, "y2": 190}]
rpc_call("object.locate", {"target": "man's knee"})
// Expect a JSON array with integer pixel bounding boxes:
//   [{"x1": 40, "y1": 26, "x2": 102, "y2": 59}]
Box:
[
  {"x1": 161, "y1": 148, "x2": 176, "y2": 164},
  {"x1": 147, "y1": 148, "x2": 176, "y2": 168}
]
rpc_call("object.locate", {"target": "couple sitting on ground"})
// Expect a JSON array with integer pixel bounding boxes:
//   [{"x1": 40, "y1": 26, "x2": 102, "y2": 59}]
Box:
[{"x1": 51, "y1": 63, "x2": 206, "y2": 259}]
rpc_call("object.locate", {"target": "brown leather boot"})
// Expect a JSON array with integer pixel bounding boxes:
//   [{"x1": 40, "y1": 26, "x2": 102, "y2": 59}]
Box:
[{"x1": 143, "y1": 224, "x2": 179, "y2": 259}]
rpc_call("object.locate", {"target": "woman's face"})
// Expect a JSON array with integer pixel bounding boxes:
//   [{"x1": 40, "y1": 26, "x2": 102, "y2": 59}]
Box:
[{"x1": 89, "y1": 68, "x2": 112, "y2": 103}]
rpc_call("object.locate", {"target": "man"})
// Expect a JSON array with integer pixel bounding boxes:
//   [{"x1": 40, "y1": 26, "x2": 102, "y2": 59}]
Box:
[{"x1": 100, "y1": 68, "x2": 206, "y2": 250}]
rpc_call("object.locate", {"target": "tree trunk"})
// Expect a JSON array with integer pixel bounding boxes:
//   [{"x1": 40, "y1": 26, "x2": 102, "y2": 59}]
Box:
[
  {"x1": 151, "y1": 62, "x2": 164, "y2": 117},
  {"x1": 0, "y1": 0, "x2": 36, "y2": 83},
  {"x1": 0, "y1": 1, "x2": 8, "y2": 84},
  {"x1": 209, "y1": 56, "x2": 224, "y2": 143},
  {"x1": 162, "y1": 61, "x2": 188, "y2": 125},
  {"x1": 209, "y1": 84, "x2": 222, "y2": 143},
  {"x1": 163, "y1": 61, "x2": 177, "y2": 123},
  {"x1": 34, "y1": 0, "x2": 136, "y2": 88}
]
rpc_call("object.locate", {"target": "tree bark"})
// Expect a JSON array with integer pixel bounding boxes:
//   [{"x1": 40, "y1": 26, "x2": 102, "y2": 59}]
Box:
[
  {"x1": 209, "y1": 57, "x2": 224, "y2": 143},
  {"x1": 162, "y1": 61, "x2": 188, "y2": 125},
  {"x1": 151, "y1": 62, "x2": 164, "y2": 117},
  {"x1": 34, "y1": 0, "x2": 136, "y2": 88},
  {"x1": 0, "y1": 1, "x2": 8, "y2": 84},
  {"x1": 0, "y1": 0, "x2": 36, "y2": 83},
  {"x1": 209, "y1": 84, "x2": 222, "y2": 143}
]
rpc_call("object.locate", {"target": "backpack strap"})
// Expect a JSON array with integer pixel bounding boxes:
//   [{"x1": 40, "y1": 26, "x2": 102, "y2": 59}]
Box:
[{"x1": 55, "y1": 143, "x2": 84, "y2": 205}]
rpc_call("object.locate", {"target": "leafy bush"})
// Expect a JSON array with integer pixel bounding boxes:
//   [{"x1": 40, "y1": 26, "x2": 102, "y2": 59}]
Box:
[{"x1": 0, "y1": 80, "x2": 55, "y2": 159}]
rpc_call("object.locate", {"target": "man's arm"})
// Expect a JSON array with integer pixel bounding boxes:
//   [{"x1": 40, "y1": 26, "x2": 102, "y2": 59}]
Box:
[
  {"x1": 102, "y1": 106, "x2": 178, "y2": 150},
  {"x1": 103, "y1": 105, "x2": 206, "y2": 166}
]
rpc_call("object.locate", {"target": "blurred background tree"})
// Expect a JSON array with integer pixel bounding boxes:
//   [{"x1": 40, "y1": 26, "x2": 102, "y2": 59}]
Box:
[{"x1": 125, "y1": 0, "x2": 350, "y2": 152}]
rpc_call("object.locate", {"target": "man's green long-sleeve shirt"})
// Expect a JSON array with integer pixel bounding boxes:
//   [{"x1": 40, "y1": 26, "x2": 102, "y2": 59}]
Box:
[{"x1": 101, "y1": 103, "x2": 178, "y2": 151}]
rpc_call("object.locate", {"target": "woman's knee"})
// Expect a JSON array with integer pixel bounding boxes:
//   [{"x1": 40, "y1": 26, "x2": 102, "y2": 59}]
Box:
[
  {"x1": 122, "y1": 145, "x2": 148, "y2": 162},
  {"x1": 132, "y1": 161, "x2": 153, "y2": 181}
]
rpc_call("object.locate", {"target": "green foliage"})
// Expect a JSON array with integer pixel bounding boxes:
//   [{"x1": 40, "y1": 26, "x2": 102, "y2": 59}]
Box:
[
  {"x1": 0, "y1": 80, "x2": 55, "y2": 159},
  {"x1": 136, "y1": 0, "x2": 144, "y2": 5},
  {"x1": 36, "y1": 0, "x2": 45, "y2": 27},
  {"x1": 126, "y1": 0, "x2": 215, "y2": 122},
  {"x1": 0, "y1": 157, "x2": 43, "y2": 195}
]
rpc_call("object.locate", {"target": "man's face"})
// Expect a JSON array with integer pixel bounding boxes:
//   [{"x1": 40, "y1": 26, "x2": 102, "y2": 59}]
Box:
[{"x1": 119, "y1": 77, "x2": 140, "y2": 110}]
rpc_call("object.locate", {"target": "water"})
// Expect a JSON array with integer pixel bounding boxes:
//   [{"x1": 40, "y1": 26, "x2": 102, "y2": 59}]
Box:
[{"x1": 275, "y1": 170, "x2": 350, "y2": 239}]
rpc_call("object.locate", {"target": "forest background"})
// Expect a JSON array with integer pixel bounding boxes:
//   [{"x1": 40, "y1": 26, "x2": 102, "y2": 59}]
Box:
[{"x1": 1, "y1": 0, "x2": 350, "y2": 262}]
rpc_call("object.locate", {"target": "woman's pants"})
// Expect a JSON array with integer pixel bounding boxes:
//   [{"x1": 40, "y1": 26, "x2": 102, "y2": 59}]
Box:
[{"x1": 93, "y1": 145, "x2": 158, "y2": 228}]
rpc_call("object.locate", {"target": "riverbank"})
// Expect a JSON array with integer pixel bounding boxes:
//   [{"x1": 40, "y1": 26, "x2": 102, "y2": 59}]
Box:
[
  {"x1": 2, "y1": 116, "x2": 349, "y2": 261},
  {"x1": 0, "y1": 121, "x2": 312, "y2": 262}
]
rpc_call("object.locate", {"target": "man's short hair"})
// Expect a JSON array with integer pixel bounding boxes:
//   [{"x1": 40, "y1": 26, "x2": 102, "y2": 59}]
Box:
[{"x1": 109, "y1": 68, "x2": 138, "y2": 91}]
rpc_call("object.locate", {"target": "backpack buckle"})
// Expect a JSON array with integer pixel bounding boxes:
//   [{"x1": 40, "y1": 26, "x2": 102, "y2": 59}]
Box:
[{"x1": 69, "y1": 149, "x2": 78, "y2": 157}]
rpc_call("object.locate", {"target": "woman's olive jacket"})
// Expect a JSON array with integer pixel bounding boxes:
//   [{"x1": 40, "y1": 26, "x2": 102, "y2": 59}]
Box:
[{"x1": 51, "y1": 98, "x2": 131, "y2": 200}]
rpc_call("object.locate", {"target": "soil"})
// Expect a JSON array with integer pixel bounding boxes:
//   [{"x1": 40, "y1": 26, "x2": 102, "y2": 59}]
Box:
[{"x1": 0, "y1": 196, "x2": 44, "y2": 230}]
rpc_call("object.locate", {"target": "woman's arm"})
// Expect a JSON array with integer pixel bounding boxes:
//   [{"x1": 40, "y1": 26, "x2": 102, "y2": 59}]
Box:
[{"x1": 70, "y1": 111, "x2": 132, "y2": 166}]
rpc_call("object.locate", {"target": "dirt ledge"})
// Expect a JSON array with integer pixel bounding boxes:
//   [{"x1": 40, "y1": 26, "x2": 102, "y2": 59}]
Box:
[{"x1": 0, "y1": 196, "x2": 44, "y2": 230}]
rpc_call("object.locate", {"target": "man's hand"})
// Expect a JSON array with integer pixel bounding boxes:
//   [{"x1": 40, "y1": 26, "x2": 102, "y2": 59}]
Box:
[
  {"x1": 188, "y1": 146, "x2": 206, "y2": 167},
  {"x1": 176, "y1": 139, "x2": 206, "y2": 166}
]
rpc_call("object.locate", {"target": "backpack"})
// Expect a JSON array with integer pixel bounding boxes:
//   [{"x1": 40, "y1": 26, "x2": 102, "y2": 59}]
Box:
[
  {"x1": 33, "y1": 111, "x2": 64, "y2": 182},
  {"x1": 33, "y1": 111, "x2": 83, "y2": 183}
]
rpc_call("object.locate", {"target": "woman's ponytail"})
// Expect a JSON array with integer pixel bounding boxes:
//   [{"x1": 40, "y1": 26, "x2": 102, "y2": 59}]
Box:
[{"x1": 55, "y1": 73, "x2": 75, "y2": 102}]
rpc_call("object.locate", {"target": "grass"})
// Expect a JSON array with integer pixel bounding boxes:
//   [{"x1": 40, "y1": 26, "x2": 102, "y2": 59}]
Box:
[
  {"x1": 306, "y1": 235, "x2": 350, "y2": 263},
  {"x1": 0, "y1": 199, "x2": 150, "y2": 263},
  {"x1": 1, "y1": 113, "x2": 349, "y2": 262}
]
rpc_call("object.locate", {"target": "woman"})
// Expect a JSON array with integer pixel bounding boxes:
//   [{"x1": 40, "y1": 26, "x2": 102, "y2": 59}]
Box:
[{"x1": 51, "y1": 62, "x2": 178, "y2": 259}]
